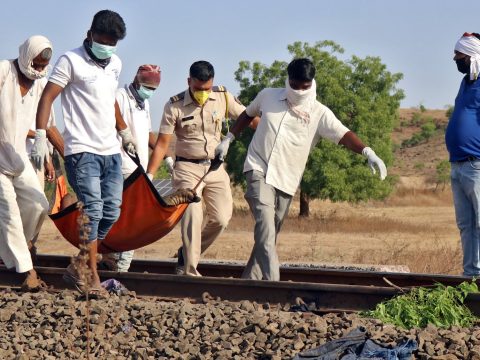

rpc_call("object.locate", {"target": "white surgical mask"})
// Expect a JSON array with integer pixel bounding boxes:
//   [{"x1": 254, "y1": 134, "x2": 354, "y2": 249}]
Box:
[
  {"x1": 91, "y1": 41, "x2": 117, "y2": 60},
  {"x1": 137, "y1": 85, "x2": 154, "y2": 100}
]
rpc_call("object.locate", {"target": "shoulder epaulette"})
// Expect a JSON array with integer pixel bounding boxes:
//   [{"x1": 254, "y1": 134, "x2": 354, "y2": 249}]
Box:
[
  {"x1": 212, "y1": 85, "x2": 227, "y2": 92},
  {"x1": 169, "y1": 91, "x2": 185, "y2": 103}
]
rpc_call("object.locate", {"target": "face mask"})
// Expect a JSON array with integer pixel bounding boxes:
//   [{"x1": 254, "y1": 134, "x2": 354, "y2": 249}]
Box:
[
  {"x1": 285, "y1": 78, "x2": 316, "y2": 106},
  {"x1": 456, "y1": 57, "x2": 470, "y2": 74},
  {"x1": 91, "y1": 41, "x2": 116, "y2": 60},
  {"x1": 193, "y1": 90, "x2": 210, "y2": 106},
  {"x1": 137, "y1": 85, "x2": 154, "y2": 100},
  {"x1": 19, "y1": 62, "x2": 50, "y2": 80}
]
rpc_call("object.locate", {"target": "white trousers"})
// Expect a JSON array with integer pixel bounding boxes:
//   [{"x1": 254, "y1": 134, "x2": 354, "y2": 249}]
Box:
[{"x1": 0, "y1": 161, "x2": 48, "y2": 273}]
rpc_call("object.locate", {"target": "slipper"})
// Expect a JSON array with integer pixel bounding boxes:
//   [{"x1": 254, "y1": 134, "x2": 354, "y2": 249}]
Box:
[
  {"x1": 78, "y1": 287, "x2": 109, "y2": 300},
  {"x1": 63, "y1": 264, "x2": 85, "y2": 292}
]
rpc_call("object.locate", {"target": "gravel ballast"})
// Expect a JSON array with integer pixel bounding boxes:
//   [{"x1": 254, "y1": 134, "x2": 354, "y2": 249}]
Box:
[{"x1": 0, "y1": 289, "x2": 479, "y2": 359}]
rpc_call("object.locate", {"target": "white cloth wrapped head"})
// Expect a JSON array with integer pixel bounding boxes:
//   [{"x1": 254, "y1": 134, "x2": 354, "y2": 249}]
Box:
[
  {"x1": 455, "y1": 32, "x2": 480, "y2": 81},
  {"x1": 285, "y1": 78, "x2": 317, "y2": 123},
  {"x1": 18, "y1": 35, "x2": 52, "y2": 80}
]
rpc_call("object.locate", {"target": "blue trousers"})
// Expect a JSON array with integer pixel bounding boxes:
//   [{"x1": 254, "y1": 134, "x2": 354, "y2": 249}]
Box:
[
  {"x1": 65, "y1": 152, "x2": 123, "y2": 242},
  {"x1": 451, "y1": 160, "x2": 480, "y2": 276}
]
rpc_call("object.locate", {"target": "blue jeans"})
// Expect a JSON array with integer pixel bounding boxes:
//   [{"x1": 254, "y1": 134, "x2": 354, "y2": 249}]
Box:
[
  {"x1": 65, "y1": 152, "x2": 123, "y2": 242},
  {"x1": 451, "y1": 160, "x2": 480, "y2": 276}
]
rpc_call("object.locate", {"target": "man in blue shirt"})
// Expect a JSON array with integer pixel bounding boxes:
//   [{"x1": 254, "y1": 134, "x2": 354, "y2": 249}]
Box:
[{"x1": 445, "y1": 32, "x2": 480, "y2": 277}]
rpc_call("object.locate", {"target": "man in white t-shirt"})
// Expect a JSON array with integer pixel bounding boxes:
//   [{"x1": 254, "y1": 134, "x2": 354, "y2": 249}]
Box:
[
  {"x1": 108, "y1": 64, "x2": 161, "y2": 272},
  {"x1": 33, "y1": 10, "x2": 137, "y2": 296},
  {"x1": 215, "y1": 58, "x2": 387, "y2": 281},
  {"x1": 0, "y1": 35, "x2": 55, "y2": 290}
]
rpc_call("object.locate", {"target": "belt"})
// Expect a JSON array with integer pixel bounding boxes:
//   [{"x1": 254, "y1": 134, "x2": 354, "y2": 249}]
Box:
[
  {"x1": 457, "y1": 156, "x2": 479, "y2": 163},
  {"x1": 176, "y1": 156, "x2": 211, "y2": 165}
]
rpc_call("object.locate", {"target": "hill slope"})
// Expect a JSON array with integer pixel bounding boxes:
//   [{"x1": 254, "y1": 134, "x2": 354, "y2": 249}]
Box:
[{"x1": 390, "y1": 108, "x2": 450, "y2": 184}]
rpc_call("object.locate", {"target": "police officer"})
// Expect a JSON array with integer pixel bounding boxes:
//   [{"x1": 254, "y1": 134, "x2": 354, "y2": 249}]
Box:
[{"x1": 147, "y1": 60, "x2": 249, "y2": 276}]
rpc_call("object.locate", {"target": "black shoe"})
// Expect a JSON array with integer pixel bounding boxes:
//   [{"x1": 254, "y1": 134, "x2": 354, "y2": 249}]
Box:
[{"x1": 175, "y1": 247, "x2": 185, "y2": 275}]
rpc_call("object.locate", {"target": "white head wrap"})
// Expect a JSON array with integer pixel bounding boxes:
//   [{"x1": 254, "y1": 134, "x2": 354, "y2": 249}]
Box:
[
  {"x1": 18, "y1": 35, "x2": 52, "y2": 80},
  {"x1": 285, "y1": 78, "x2": 317, "y2": 123},
  {"x1": 454, "y1": 33, "x2": 480, "y2": 81}
]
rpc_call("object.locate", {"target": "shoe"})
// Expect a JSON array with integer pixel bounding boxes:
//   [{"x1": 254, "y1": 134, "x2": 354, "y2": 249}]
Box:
[{"x1": 175, "y1": 247, "x2": 185, "y2": 275}]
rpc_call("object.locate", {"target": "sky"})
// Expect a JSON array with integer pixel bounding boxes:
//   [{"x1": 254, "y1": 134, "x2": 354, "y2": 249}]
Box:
[{"x1": 1, "y1": 0, "x2": 480, "y2": 130}]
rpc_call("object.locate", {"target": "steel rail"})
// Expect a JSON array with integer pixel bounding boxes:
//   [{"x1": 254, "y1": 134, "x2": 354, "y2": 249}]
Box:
[
  {"x1": 0, "y1": 266, "x2": 479, "y2": 315},
  {"x1": 33, "y1": 254, "x2": 475, "y2": 288}
]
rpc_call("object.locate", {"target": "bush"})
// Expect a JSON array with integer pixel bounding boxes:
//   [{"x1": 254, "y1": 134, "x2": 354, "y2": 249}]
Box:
[
  {"x1": 446, "y1": 105, "x2": 454, "y2": 119},
  {"x1": 435, "y1": 160, "x2": 451, "y2": 191},
  {"x1": 411, "y1": 112, "x2": 422, "y2": 126},
  {"x1": 361, "y1": 281, "x2": 478, "y2": 329},
  {"x1": 401, "y1": 120, "x2": 437, "y2": 148}
]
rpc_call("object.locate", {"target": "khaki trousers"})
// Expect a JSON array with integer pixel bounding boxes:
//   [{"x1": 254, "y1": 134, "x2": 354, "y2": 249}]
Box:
[
  {"x1": 0, "y1": 161, "x2": 48, "y2": 273},
  {"x1": 173, "y1": 161, "x2": 233, "y2": 276},
  {"x1": 242, "y1": 170, "x2": 292, "y2": 281}
]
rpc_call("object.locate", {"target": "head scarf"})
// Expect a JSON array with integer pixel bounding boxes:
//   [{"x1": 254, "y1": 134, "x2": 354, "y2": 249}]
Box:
[
  {"x1": 285, "y1": 78, "x2": 317, "y2": 123},
  {"x1": 135, "y1": 64, "x2": 161, "y2": 89},
  {"x1": 18, "y1": 35, "x2": 52, "y2": 80},
  {"x1": 454, "y1": 32, "x2": 480, "y2": 81}
]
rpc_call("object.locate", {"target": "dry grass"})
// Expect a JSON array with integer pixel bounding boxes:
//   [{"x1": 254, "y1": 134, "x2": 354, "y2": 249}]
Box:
[
  {"x1": 230, "y1": 207, "x2": 433, "y2": 234},
  {"x1": 382, "y1": 186, "x2": 453, "y2": 207},
  {"x1": 349, "y1": 237, "x2": 463, "y2": 275}
]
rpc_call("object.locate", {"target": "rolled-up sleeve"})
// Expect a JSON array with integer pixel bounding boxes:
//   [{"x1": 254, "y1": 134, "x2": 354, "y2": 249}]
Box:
[
  {"x1": 245, "y1": 89, "x2": 265, "y2": 118},
  {"x1": 48, "y1": 55, "x2": 72, "y2": 88},
  {"x1": 158, "y1": 101, "x2": 177, "y2": 134},
  {"x1": 226, "y1": 91, "x2": 246, "y2": 119},
  {"x1": 316, "y1": 106, "x2": 350, "y2": 144}
]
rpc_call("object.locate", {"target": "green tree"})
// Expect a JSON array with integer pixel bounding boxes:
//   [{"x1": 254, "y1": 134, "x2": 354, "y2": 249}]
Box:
[
  {"x1": 227, "y1": 41, "x2": 404, "y2": 216},
  {"x1": 435, "y1": 160, "x2": 451, "y2": 191}
]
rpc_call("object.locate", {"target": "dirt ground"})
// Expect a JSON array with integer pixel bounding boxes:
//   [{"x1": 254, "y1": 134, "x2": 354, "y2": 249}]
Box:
[{"x1": 37, "y1": 178, "x2": 463, "y2": 275}]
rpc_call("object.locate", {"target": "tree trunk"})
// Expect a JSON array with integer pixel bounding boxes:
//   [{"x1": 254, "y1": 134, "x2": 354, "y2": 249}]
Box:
[{"x1": 299, "y1": 190, "x2": 310, "y2": 218}]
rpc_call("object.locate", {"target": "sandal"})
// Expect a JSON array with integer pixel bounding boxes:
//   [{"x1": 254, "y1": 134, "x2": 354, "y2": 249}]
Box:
[
  {"x1": 64, "y1": 264, "x2": 109, "y2": 300},
  {"x1": 63, "y1": 264, "x2": 85, "y2": 292}
]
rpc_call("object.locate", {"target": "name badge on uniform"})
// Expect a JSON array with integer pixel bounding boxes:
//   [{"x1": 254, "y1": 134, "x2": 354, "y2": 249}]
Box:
[{"x1": 181, "y1": 116, "x2": 194, "y2": 122}]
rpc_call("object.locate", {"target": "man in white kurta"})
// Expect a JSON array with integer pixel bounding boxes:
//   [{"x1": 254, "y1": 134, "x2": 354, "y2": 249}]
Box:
[
  {"x1": 215, "y1": 58, "x2": 387, "y2": 281},
  {"x1": 0, "y1": 35, "x2": 54, "y2": 289}
]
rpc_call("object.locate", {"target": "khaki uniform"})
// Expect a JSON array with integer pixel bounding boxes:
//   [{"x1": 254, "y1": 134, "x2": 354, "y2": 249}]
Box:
[{"x1": 159, "y1": 87, "x2": 245, "y2": 276}]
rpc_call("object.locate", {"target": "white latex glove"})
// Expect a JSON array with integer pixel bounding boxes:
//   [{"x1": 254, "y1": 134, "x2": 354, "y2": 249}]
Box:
[
  {"x1": 146, "y1": 173, "x2": 153, "y2": 181},
  {"x1": 30, "y1": 129, "x2": 48, "y2": 171},
  {"x1": 118, "y1": 128, "x2": 137, "y2": 155},
  {"x1": 164, "y1": 156, "x2": 175, "y2": 174},
  {"x1": 214, "y1": 132, "x2": 235, "y2": 161},
  {"x1": 362, "y1": 147, "x2": 387, "y2": 180}
]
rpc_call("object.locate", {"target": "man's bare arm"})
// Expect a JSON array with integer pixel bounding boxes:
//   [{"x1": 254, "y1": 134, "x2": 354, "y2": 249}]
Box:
[
  {"x1": 36, "y1": 82, "x2": 63, "y2": 129},
  {"x1": 146, "y1": 133, "x2": 173, "y2": 176},
  {"x1": 46, "y1": 126, "x2": 65, "y2": 158},
  {"x1": 148, "y1": 132, "x2": 157, "y2": 150},
  {"x1": 230, "y1": 111, "x2": 255, "y2": 138},
  {"x1": 115, "y1": 100, "x2": 128, "y2": 131},
  {"x1": 338, "y1": 131, "x2": 366, "y2": 154}
]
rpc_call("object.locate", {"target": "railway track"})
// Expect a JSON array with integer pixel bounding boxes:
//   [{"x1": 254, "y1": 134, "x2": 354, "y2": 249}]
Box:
[
  {"x1": 35, "y1": 254, "x2": 475, "y2": 288},
  {"x1": 0, "y1": 254, "x2": 478, "y2": 315}
]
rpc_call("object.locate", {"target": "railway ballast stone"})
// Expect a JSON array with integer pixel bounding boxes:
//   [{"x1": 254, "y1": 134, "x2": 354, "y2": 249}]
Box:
[{"x1": 0, "y1": 289, "x2": 479, "y2": 359}]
